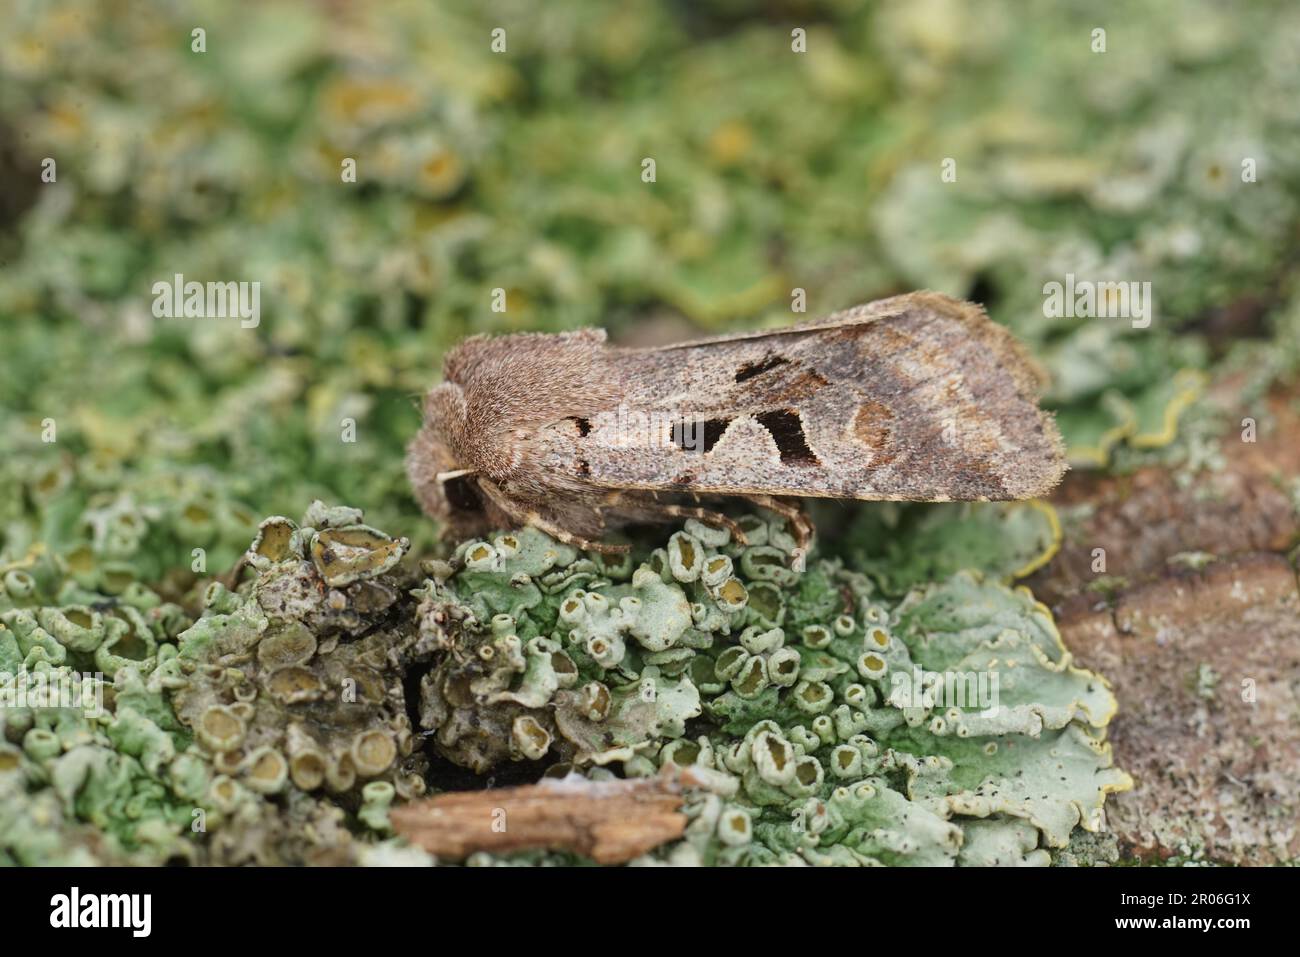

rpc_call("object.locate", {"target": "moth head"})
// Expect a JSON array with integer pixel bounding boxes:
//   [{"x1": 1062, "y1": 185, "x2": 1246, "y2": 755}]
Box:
[{"x1": 406, "y1": 384, "x2": 490, "y2": 535}]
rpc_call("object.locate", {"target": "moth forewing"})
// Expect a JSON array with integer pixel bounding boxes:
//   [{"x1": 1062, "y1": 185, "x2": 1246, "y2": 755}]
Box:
[{"x1": 543, "y1": 291, "x2": 1064, "y2": 503}]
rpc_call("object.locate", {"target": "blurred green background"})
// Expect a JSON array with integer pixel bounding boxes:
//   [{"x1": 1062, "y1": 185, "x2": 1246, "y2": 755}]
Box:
[{"x1": 3, "y1": 0, "x2": 1300, "y2": 591}]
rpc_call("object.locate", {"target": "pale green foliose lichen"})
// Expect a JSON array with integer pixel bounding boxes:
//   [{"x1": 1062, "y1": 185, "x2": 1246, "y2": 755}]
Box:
[
  {"x1": 839, "y1": 500, "x2": 1061, "y2": 596},
  {"x1": 417, "y1": 515, "x2": 1132, "y2": 866},
  {"x1": 2, "y1": 503, "x2": 1130, "y2": 866}
]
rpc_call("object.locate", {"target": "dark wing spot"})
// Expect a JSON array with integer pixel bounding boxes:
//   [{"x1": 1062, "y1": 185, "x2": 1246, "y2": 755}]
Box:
[
  {"x1": 672, "y1": 417, "x2": 730, "y2": 453},
  {"x1": 756, "y1": 409, "x2": 818, "y2": 465},
  {"x1": 735, "y1": 354, "x2": 790, "y2": 382},
  {"x1": 568, "y1": 416, "x2": 592, "y2": 436},
  {"x1": 576, "y1": 458, "x2": 591, "y2": 477}
]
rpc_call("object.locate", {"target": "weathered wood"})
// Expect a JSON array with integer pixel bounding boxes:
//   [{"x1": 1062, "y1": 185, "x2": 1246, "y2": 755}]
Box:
[{"x1": 1058, "y1": 553, "x2": 1300, "y2": 864}]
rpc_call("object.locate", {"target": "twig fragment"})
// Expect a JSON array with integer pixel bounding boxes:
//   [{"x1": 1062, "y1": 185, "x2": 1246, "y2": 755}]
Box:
[{"x1": 391, "y1": 771, "x2": 700, "y2": 864}]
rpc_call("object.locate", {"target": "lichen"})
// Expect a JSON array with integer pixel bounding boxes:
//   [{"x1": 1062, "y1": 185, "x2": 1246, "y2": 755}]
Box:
[
  {"x1": 840, "y1": 501, "x2": 1062, "y2": 596},
  {"x1": 0, "y1": 502, "x2": 431, "y2": 865},
  {"x1": 2, "y1": 504, "x2": 1132, "y2": 866},
  {"x1": 414, "y1": 514, "x2": 1131, "y2": 866},
  {"x1": 171, "y1": 505, "x2": 427, "y2": 808}
]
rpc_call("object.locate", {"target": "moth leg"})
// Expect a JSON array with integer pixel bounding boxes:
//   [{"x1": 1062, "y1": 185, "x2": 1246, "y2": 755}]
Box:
[
  {"x1": 567, "y1": 533, "x2": 633, "y2": 555},
  {"x1": 742, "y1": 495, "x2": 814, "y2": 573},
  {"x1": 475, "y1": 477, "x2": 631, "y2": 555},
  {"x1": 628, "y1": 502, "x2": 750, "y2": 547}
]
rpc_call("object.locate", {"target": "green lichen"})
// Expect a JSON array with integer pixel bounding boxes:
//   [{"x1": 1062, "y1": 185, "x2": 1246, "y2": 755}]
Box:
[
  {"x1": 0, "y1": 502, "x2": 429, "y2": 865},
  {"x1": 416, "y1": 514, "x2": 1131, "y2": 866},
  {"x1": 1, "y1": 504, "x2": 1131, "y2": 866},
  {"x1": 839, "y1": 501, "x2": 1061, "y2": 596}
]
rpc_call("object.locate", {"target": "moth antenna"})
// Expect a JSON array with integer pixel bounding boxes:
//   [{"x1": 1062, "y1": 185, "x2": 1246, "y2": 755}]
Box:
[{"x1": 436, "y1": 468, "x2": 478, "y2": 483}]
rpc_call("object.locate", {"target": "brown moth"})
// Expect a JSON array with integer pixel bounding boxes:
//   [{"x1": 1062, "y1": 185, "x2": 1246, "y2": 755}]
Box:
[{"x1": 407, "y1": 291, "x2": 1065, "y2": 567}]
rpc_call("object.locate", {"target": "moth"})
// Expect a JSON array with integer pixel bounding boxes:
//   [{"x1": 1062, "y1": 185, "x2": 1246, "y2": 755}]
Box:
[{"x1": 407, "y1": 291, "x2": 1065, "y2": 568}]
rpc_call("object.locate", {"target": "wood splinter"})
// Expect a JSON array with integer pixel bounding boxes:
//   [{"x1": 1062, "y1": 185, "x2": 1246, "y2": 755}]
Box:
[{"x1": 390, "y1": 770, "x2": 707, "y2": 864}]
